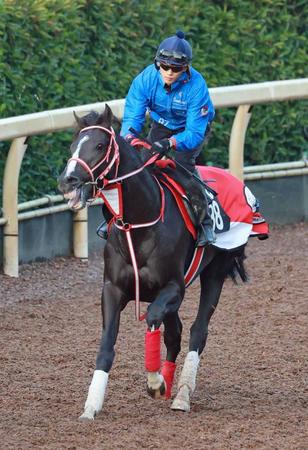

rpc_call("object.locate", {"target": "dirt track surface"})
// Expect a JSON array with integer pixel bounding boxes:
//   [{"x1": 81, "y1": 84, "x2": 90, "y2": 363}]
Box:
[{"x1": 0, "y1": 223, "x2": 307, "y2": 450}]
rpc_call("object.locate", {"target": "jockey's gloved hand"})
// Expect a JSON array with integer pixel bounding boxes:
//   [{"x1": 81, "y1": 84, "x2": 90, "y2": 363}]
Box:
[
  {"x1": 124, "y1": 133, "x2": 135, "y2": 145},
  {"x1": 152, "y1": 139, "x2": 173, "y2": 157}
]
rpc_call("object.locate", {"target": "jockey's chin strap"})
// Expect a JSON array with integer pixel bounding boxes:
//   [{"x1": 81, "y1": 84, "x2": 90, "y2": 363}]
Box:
[{"x1": 69, "y1": 124, "x2": 164, "y2": 321}]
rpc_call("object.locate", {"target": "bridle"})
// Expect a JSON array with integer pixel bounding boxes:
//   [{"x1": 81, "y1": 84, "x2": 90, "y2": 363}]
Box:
[
  {"x1": 67, "y1": 125, "x2": 120, "y2": 197},
  {"x1": 67, "y1": 125, "x2": 159, "y2": 194}
]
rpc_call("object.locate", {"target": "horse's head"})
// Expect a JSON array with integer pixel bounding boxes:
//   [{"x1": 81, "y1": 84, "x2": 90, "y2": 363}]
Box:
[{"x1": 58, "y1": 105, "x2": 121, "y2": 210}]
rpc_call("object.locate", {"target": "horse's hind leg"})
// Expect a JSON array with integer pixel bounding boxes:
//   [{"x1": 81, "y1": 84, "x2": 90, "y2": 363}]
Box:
[{"x1": 172, "y1": 259, "x2": 226, "y2": 412}]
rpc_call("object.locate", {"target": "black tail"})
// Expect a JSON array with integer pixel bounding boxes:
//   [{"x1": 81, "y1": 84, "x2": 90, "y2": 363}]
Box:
[{"x1": 227, "y1": 249, "x2": 248, "y2": 283}]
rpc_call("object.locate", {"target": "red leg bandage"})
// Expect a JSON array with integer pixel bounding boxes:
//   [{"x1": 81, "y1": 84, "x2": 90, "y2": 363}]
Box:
[
  {"x1": 161, "y1": 360, "x2": 176, "y2": 399},
  {"x1": 145, "y1": 329, "x2": 161, "y2": 372}
]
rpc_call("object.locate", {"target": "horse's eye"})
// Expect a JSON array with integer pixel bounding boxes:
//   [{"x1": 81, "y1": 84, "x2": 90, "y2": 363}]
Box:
[{"x1": 96, "y1": 143, "x2": 104, "y2": 151}]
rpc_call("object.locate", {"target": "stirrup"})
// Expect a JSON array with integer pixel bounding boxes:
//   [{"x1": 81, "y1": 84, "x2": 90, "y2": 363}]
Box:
[
  {"x1": 196, "y1": 224, "x2": 216, "y2": 247},
  {"x1": 96, "y1": 220, "x2": 108, "y2": 240}
]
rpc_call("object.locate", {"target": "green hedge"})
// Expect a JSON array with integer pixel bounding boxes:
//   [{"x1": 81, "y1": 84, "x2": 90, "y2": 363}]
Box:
[{"x1": 0, "y1": 0, "x2": 307, "y2": 203}]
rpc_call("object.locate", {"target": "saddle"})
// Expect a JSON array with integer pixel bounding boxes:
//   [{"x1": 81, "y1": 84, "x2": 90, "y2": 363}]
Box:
[
  {"x1": 153, "y1": 159, "x2": 223, "y2": 240},
  {"x1": 154, "y1": 159, "x2": 269, "y2": 248}
]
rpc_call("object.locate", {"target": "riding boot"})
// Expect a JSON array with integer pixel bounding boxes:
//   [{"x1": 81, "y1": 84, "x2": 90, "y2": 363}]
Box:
[
  {"x1": 192, "y1": 170, "x2": 216, "y2": 247},
  {"x1": 96, "y1": 219, "x2": 108, "y2": 240},
  {"x1": 196, "y1": 195, "x2": 216, "y2": 247}
]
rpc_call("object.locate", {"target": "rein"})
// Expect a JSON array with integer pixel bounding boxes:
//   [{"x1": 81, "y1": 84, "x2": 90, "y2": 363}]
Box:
[
  {"x1": 68, "y1": 125, "x2": 159, "y2": 189},
  {"x1": 69, "y1": 125, "x2": 163, "y2": 320}
]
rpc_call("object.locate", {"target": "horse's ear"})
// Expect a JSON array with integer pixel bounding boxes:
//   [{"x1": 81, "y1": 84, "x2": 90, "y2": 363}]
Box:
[
  {"x1": 103, "y1": 104, "x2": 114, "y2": 126},
  {"x1": 102, "y1": 104, "x2": 121, "y2": 132},
  {"x1": 73, "y1": 111, "x2": 84, "y2": 128}
]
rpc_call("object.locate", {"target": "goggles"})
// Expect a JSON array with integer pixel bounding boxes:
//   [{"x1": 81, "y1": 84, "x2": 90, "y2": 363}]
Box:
[
  {"x1": 157, "y1": 49, "x2": 189, "y2": 64},
  {"x1": 159, "y1": 62, "x2": 186, "y2": 73}
]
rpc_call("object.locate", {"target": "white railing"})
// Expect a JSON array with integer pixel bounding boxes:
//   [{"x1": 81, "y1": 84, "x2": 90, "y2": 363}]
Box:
[{"x1": 1, "y1": 78, "x2": 308, "y2": 276}]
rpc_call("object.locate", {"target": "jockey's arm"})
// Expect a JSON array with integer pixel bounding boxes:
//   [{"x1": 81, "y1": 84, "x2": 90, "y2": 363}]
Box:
[
  {"x1": 171, "y1": 83, "x2": 215, "y2": 151},
  {"x1": 120, "y1": 72, "x2": 148, "y2": 139}
]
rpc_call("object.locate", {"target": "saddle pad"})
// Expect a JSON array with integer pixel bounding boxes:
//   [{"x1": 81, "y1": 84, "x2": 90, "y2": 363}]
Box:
[
  {"x1": 197, "y1": 166, "x2": 269, "y2": 249},
  {"x1": 159, "y1": 174, "x2": 197, "y2": 240}
]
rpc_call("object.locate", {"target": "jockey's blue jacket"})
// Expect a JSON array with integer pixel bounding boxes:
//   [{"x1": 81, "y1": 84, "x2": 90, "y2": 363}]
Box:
[{"x1": 120, "y1": 64, "x2": 215, "y2": 151}]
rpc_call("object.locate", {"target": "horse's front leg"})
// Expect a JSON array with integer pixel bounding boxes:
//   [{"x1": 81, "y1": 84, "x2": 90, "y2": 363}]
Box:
[
  {"x1": 145, "y1": 281, "x2": 183, "y2": 399},
  {"x1": 79, "y1": 284, "x2": 125, "y2": 420}
]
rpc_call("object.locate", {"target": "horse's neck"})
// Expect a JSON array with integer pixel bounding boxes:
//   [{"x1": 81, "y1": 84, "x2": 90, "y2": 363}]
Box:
[{"x1": 117, "y1": 142, "x2": 161, "y2": 223}]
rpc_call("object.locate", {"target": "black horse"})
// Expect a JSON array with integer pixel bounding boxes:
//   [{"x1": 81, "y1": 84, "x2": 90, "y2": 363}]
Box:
[{"x1": 58, "y1": 105, "x2": 255, "y2": 420}]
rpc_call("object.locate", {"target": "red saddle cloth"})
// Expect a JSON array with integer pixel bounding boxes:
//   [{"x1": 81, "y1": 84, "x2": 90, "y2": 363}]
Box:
[
  {"x1": 197, "y1": 165, "x2": 269, "y2": 247},
  {"x1": 156, "y1": 161, "x2": 269, "y2": 250}
]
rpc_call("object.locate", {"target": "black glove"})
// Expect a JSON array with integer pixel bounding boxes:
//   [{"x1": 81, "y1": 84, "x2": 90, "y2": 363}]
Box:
[
  {"x1": 124, "y1": 133, "x2": 135, "y2": 145},
  {"x1": 152, "y1": 139, "x2": 172, "y2": 156}
]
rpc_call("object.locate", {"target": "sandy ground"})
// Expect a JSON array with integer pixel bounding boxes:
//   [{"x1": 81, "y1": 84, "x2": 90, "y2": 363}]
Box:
[{"x1": 0, "y1": 223, "x2": 307, "y2": 450}]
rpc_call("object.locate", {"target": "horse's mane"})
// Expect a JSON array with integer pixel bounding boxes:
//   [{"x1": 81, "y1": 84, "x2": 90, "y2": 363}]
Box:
[
  {"x1": 73, "y1": 106, "x2": 122, "y2": 136},
  {"x1": 77, "y1": 111, "x2": 102, "y2": 129}
]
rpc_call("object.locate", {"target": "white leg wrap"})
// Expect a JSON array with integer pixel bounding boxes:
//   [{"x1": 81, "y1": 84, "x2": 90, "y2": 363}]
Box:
[
  {"x1": 147, "y1": 371, "x2": 164, "y2": 390},
  {"x1": 83, "y1": 370, "x2": 109, "y2": 417},
  {"x1": 177, "y1": 351, "x2": 200, "y2": 393},
  {"x1": 171, "y1": 351, "x2": 200, "y2": 412},
  {"x1": 171, "y1": 384, "x2": 191, "y2": 412}
]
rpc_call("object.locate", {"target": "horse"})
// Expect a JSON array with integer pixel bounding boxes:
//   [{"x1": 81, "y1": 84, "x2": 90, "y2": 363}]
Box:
[{"x1": 58, "y1": 105, "x2": 267, "y2": 420}]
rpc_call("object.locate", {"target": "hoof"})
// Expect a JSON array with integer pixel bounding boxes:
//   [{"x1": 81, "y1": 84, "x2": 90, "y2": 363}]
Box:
[
  {"x1": 146, "y1": 381, "x2": 166, "y2": 399},
  {"x1": 79, "y1": 406, "x2": 96, "y2": 421},
  {"x1": 171, "y1": 385, "x2": 191, "y2": 412},
  {"x1": 171, "y1": 397, "x2": 190, "y2": 412}
]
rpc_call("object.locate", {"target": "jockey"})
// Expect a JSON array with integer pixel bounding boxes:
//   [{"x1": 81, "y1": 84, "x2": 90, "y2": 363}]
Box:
[{"x1": 98, "y1": 30, "x2": 216, "y2": 246}]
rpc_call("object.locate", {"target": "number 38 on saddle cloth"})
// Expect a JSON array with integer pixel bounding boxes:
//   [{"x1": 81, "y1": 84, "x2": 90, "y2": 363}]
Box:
[{"x1": 156, "y1": 161, "x2": 269, "y2": 251}]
